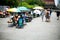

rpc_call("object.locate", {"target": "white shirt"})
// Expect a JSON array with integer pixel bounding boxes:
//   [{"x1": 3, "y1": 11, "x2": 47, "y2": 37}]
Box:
[{"x1": 33, "y1": 10, "x2": 41, "y2": 14}]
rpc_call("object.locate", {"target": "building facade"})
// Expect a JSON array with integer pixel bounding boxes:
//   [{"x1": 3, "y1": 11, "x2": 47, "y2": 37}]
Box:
[
  {"x1": 43, "y1": 0, "x2": 54, "y2": 4},
  {"x1": 42, "y1": 0, "x2": 57, "y2": 9}
]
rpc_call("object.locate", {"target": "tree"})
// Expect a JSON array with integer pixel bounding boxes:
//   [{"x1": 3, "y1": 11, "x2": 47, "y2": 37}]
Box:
[
  {"x1": 8, "y1": 0, "x2": 19, "y2": 7},
  {"x1": 0, "y1": 0, "x2": 45, "y2": 8},
  {"x1": 19, "y1": 2, "x2": 34, "y2": 8},
  {"x1": 25, "y1": 0, "x2": 45, "y2": 6},
  {"x1": 0, "y1": 0, "x2": 19, "y2": 7}
]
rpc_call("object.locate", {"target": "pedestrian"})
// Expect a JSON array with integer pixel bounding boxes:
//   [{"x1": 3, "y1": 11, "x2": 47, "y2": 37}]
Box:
[
  {"x1": 45, "y1": 9, "x2": 50, "y2": 22},
  {"x1": 56, "y1": 11, "x2": 60, "y2": 20},
  {"x1": 49, "y1": 8, "x2": 52, "y2": 16},
  {"x1": 40, "y1": 9, "x2": 45, "y2": 21}
]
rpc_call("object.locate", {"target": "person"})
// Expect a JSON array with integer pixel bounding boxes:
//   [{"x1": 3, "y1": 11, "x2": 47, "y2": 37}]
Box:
[
  {"x1": 33, "y1": 9, "x2": 41, "y2": 17},
  {"x1": 5, "y1": 11, "x2": 10, "y2": 17},
  {"x1": 17, "y1": 15, "x2": 24, "y2": 28},
  {"x1": 0, "y1": 10, "x2": 3, "y2": 18},
  {"x1": 25, "y1": 12, "x2": 30, "y2": 22},
  {"x1": 28, "y1": 12, "x2": 32, "y2": 22},
  {"x1": 40, "y1": 9, "x2": 45, "y2": 21},
  {"x1": 8, "y1": 14, "x2": 19, "y2": 27},
  {"x1": 22, "y1": 12, "x2": 26, "y2": 24},
  {"x1": 56, "y1": 11, "x2": 60, "y2": 20},
  {"x1": 50, "y1": 8, "x2": 52, "y2": 16},
  {"x1": 33, "y1": 13, "x2": 36, "y2": 18},
  {"x1": 45, "y1": 9, "x2": 50, "y2": 22},
  {"x1": 12, "y1": 14, "x2": 19, "y2": 26},
  {"x1": 47, "y1": 8, "x2": 52, "y2": 16},
  {"x1": 31, "y1": 11, "x2": 34, "y2": 19}
]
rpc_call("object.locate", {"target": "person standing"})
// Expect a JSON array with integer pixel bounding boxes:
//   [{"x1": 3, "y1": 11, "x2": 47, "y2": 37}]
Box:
[
  {"x1": 50, "y1": 8, "x2": 52, "y2": 16},
  {"x1": 40, "y1": 9, "x2": 45, "y2": 21},
  {"x1": 46, "y1": 8, "x2": 52, "y2": 16},
  {"x1": 45, "y1": 9, "x2": 50, "y2": 22},
  {"x1": 56, "y1": 11, "x2": 60, "y2": 20}
]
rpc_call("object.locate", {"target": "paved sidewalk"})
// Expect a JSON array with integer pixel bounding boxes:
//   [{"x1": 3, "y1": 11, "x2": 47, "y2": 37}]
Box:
[{"x1": 0, "y1": 12, "x2": 60, "y2": 40}]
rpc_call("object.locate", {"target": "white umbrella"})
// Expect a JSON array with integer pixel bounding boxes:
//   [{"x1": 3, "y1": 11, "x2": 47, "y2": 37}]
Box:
[{"x1": 33, "y1": 6, "x2": 44, "y2": 9}]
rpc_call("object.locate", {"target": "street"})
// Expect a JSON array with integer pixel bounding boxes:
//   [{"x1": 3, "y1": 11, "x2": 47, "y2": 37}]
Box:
[{"x1": 0, "y1": 12, "x2": 60, "y2": 40}]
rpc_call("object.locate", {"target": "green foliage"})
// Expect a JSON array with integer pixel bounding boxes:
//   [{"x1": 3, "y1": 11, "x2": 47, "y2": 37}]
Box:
[
  {"x1": 0, "y1": 0, "x2": 45, "y2": 8},
  {"x1": 0, "y1": 0, "x2": 19, "y2": 7},
  {"x1": 8, "y1": 0, "x2": 19, "y2": 7},
  {"x1": 25, "y1": 0, "x2": 45, "y2": 6},
  {"x1": 19, "y1": 0, "x2": 45, "y2": 9},
  {"x1": 19, "y1": 2, "x2": 34, "y2": 9},
  {"x1": 25, "y1": 0, "x2": 35, "y2": 5}
]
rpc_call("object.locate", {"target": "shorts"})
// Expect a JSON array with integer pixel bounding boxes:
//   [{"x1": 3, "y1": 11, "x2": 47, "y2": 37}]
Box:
[
  {"x1": 57, "y1": 13, "x2": 60, "y2": 17},
  {"x1": 45, "y1": 16, "x2": 50, "y2": 19}
]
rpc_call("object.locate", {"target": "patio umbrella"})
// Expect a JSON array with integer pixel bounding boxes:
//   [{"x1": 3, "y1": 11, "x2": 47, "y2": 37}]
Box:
[
  {"x1": 17, "y1": 6, "x2": 30, "y2": 12},
  {"x1": 7, "y1": 8, "x2": 21, "y2": 12},
  {"x1": 33, "y1": 6, "x2": 44, "y2": 10}
]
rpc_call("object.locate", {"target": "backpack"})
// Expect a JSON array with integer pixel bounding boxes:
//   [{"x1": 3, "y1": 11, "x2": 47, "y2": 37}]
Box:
[{"x1": 18, "y1": 18, "x2": 24, "y2": 27}]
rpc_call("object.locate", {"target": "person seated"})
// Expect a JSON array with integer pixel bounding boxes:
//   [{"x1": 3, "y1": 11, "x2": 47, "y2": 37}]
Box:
[
  {"x1": 5, "y1": 11, "x2": 10, "y2": 17},
  {"x1": 45, "y1": 9, "x2": 50, "y2": 22},
  {"x1": 12, "y1": 14, "x2": 19, "y2": 26},
  {"x1": 17, "y1": 15, "x2": 24, "y2": 28},
  {"x1": 0, "y1": 11, "x2": 5, "y2": 18},
  {"x1": 8, "y1": 14, "x2": 19, "y2": 26}
]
